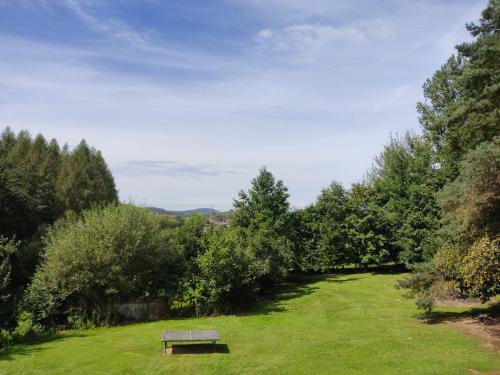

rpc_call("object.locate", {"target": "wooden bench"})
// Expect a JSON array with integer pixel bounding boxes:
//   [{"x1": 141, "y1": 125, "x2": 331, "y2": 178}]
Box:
[{"x1": 161, "y1": 330, "x2": 220, "y2": 354}]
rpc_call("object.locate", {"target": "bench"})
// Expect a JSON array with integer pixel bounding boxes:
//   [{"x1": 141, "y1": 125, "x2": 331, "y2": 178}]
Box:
[{"x1": 161, "y1": 330, "x2": 220, "y2": 354}]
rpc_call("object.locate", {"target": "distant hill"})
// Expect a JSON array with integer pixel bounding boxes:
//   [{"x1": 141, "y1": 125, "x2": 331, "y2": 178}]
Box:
[{"x1": 148, "y1": 207, "x2": 219, "y2": 217}]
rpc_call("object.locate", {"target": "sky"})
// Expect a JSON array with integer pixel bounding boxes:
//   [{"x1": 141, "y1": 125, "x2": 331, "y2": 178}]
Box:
[{"x1": 0, "y1": 0, "x2": 485, "y2": 210}]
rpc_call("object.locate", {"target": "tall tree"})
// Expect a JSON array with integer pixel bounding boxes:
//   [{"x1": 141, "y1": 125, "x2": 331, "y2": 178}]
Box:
[
  {"x1": 372, "y1": 134, "x2": 442, "y2": 265},
  {"x1": 232, "y1": 167, "x2": 294, "y2": 284},
  {"x1": 56, "y1": 140, "x2": 118, "y2": 213},
  {"x1": 417, "y1": 0, "x2": 500, "y2": 179}
]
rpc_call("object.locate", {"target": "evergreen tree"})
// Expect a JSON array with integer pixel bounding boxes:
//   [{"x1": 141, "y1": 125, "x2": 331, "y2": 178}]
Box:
[
  {"x1": 56, "y1": 140, "x2": 118, "y2": 213},
  {"x1": 232, "y1": 167, "x2": 294, "y2": 284},
  {"x1": 417, "y1": 0, "x2": 500, "y2": 179}
]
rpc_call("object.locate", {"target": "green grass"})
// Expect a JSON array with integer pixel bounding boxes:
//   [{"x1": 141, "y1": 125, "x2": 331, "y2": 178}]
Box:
[{"x1": 1, "y1": 272, "x2": 498, "y2": 374}]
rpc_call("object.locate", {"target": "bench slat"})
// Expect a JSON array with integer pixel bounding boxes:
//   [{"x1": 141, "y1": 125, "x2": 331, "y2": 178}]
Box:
[{"x1": 162, "y1": 330, "x2": 220, "y2": 342}]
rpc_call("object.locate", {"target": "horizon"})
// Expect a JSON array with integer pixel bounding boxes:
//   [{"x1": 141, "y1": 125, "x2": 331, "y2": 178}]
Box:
[{"x1": 0, "y1": 0, "x2": 484, "y2": 210}]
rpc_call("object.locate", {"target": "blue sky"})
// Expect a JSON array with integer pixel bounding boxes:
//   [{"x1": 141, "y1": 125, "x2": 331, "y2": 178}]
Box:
[{"x1": 0, "y1": 0, "x2": 485, "y2": 210}]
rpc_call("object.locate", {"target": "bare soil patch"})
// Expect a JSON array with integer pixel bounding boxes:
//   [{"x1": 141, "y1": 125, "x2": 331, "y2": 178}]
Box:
[
  {"x1": 450, "y1": 315, "x2": 500, "y2": 351},
  {"x1": 433, "y1": 300, "x2": 500, "y2": 352}
]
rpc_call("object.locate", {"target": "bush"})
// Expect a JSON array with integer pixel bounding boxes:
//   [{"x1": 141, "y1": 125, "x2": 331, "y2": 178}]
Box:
[
  {"x1": 0, "y1": 329, "x2": 13, "y2": 348},
  {"x1": 23, "y1": 204, "x2": 185, "y2": 327},
  {"x1": 459, "y1": 236, "x2": 500, "y2": 302},
  {"x1": 13, "y1": 311, "x2": 44, "y2": 340},
  {"x1": 397, "y1": 262, "x2": 439, "y2": 316}
]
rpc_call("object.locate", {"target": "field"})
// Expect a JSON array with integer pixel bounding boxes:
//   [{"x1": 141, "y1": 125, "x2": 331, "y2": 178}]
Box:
[{"x1": 1, "y1": 271, "x2": 498, "y2": 375}]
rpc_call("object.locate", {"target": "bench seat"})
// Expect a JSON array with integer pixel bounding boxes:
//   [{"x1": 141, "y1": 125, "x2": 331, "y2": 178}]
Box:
[{"x1": 161, "y1": 330, "x2": 220, "y2": 354}]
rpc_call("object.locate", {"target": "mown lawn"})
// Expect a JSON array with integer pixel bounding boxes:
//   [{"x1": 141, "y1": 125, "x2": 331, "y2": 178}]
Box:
[{"x1": 1, "y1": 271, "x2": 498, "y2": 375}]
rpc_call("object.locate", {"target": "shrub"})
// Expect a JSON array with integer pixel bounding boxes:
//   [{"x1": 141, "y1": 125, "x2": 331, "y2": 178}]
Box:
[
  {"x1": 13, "y1": 311, "x2": 44, "y2": 340},
  {"x1": 23, "y1": 204, "x2": 185, "y2": 327},
  {"x1": 0, "y1": 329, "x2": 13, "y2": 348},
  {"x1": 459, "y1": 236, "x2": 500, "y2": 302},
  {"x1": 397, "y1": 262, "x2": 439, "y2": 316}
]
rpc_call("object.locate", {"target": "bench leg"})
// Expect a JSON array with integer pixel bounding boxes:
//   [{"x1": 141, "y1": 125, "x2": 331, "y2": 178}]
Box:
[
  {"x1": 164, "y1": 341, "x2": 167, "y2": 355},
  {"x1": 212, "y1": 341, "x2": 216, "y2": 353}
]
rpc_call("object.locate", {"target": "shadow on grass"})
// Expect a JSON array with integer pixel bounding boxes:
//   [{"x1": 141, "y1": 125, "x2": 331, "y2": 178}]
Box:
[
  {"x1": 423, "y1": 302, "x2": 500, "y2": 325},
  {"x1": 303, "y1": 263, "x2": 407, "y2": 277},
  {"x1": 0, "y1": 332, "x2": 87, "y2": 361},
  {"x1": 245, "y1": 273, "x2": 363, "y2": 316},
  {"x1": 247, "y1": 282, "x2": 321, "y2": 315},
  {"x1": 170, "y1": 343, "x2": 230, "y2": 355}
]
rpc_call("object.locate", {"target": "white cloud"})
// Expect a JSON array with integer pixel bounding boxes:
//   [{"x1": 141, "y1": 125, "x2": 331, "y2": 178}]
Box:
[{"x1": 254, "y1": 20, "x2": 393, "y2": 54}]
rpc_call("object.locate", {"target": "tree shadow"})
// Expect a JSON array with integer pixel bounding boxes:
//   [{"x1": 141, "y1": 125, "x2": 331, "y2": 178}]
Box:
[
  {"x1": 242, "y1": 275, "x2": 330, "y2": 316},
  {"x1": 243, "y1": 273, "x2": 364, "y2": 316},
  {"x1": 423, "y1": 301, "x2": 500, "y2": 325},
  {"x1": 0, "y1": 332, "x2": 87, "y2": 361},
  {"x1": 327, "y1": 277, "x2": 363, "y2": 283},
  {"x1": 169, "y1": 343, "x2": 230, "y2": 355}
]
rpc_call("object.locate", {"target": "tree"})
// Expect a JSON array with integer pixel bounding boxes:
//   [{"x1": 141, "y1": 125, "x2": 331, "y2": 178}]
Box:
[
  {"x1": 344, "y1": 183, "x2": 392, "y2": 266},
  {"x1": 314, "y1": 181, "x2": 349, "y2": 270},
  {"x1": 433, "y1": 139, "x2": 500, "y2": 301},
  {"x1": 56, "y1": 140, "x2": 117, "y2": 213},
  {"x1": 372, "y1": 134, "x2": 442, "y2": 265},
  {"x1": 437, "y1": 137, "x2": 500, "y2": 240},
  {"x1": 417, "y1": 0, "x2": 500, "y2": 179},
  {"x1": 399, "y1": 1, "x2": 500, "y2": 311},
  {"x1": 232, "y1": 167, "x2": 294, "y2": 284}
]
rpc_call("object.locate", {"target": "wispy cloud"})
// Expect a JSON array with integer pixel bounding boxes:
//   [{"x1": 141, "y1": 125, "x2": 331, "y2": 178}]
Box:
[
  {"x1": 113, "y1": 160, "x2": 247, "y2": 178},
  {"x1": 60, "y1": 0, "x2": 150, "y2": 48},
  {"x1": 255, "y1": 20, "x2": 393, "y2": 53}
]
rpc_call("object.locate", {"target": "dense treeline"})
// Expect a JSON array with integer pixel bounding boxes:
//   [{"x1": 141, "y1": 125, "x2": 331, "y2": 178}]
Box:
[
  {"x1": 0, "y1": 0, "x2": 498, "y2": 344},
  {"x1": 0, "y1": 128, "x2": 117, "y2": 336},
  {"x1": 397, "y1": 0, "x2": 499, "y2": 314}
]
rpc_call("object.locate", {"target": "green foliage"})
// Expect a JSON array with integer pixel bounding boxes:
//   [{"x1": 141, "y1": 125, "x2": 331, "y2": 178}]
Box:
[
  {"x1": 196, "y1": 228, "x2": 264, "y2": 313},
  {"x1": 397, "y1": 262, "x2": 438, "y2": 317},
  {"x1": 0, "y1": 128, "x2": 117, "y2": 240},
  {"x1": 0, "y1": 128, "x2": 61, "y2": 240},
  {"x1": 295, "y1": 181, "x2": 393, "y2": 272},
  {"x1": 0, "y1": 238, "x2": 17, "y2": 330},
  {"x1": 459, "y1": 236, "x2": 500, "y2": 302},
  {"x1": 172, "y1": 214, "x2": 207, "y2": 264},
  {"x1": 344, "y1": 183, "x2": 392, "y2": 266},
  {"x1": 23, "y1": 204, "x2": 185, "y2": 326},
  {"x1": 314, "y1": 182, "x2": 349, "y2": 269},
  {"x1": 372, "y1": 134, "x2": 442, "y2": 265},
  {"x1": 12, "y1": 311, "x2": 44, "y2": 340},
  {"x1": 56, "y1": 140, "x2": 117, "y2": 213},
  {"x1": 232, "y1": 167, "x2": 294, "y2": 284},
  {"x1": 437, "y1": 137, "x2": 500, "y2": 240},
  {"x1": 0, "y1": 127, "x2": 119, "y2": 330},
  {"x1": 417, "y1": 0, "x2": 500, "y2": 179},
  {"x1": 0, "y1": 329, "x2": 13, "y2": 348},
  {"x1": 399, "y1": 1, "x2": 500, "y2": 310},
  {"x1": 433, "y1": 139, "x2": 500, "y2": 302}
]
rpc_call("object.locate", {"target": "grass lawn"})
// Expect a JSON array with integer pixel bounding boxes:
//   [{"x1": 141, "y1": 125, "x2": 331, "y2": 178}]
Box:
[{"x1": 1, "y1": 271, "x2": 498, "y2": 374}]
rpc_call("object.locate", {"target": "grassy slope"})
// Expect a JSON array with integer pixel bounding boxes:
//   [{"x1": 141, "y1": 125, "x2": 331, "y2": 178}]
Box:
[{"x1": 1, "y1": 272, "x2": 498, "y2": 375}]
